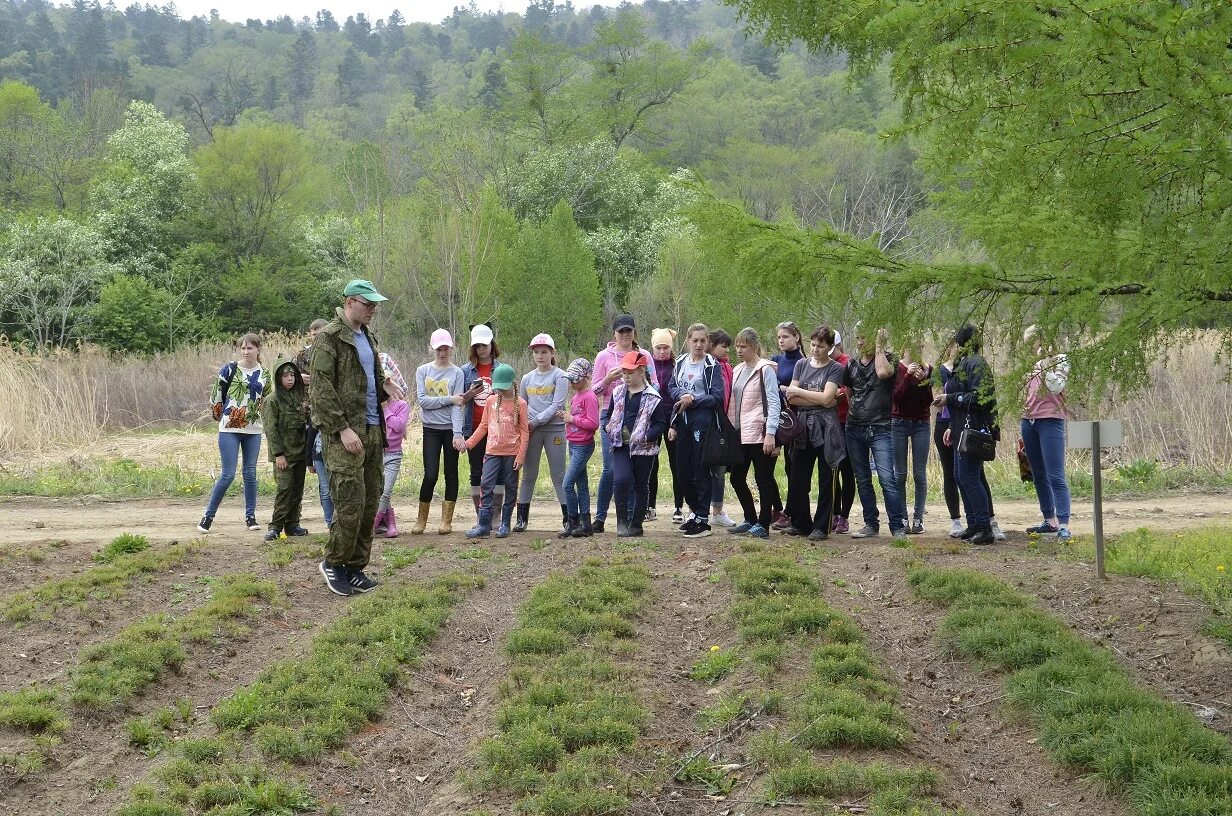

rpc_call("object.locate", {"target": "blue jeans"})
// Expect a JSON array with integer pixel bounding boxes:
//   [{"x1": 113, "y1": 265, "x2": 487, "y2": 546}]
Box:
[
  {"x1": 1021, "y1": 417, "x2": 1071, "y2": 525},
  {"x1": 204, "y1": 432, "x2": 261, "y2": 519},
  {"x1": 845, "y1": 422, "x2": 907, "y2": 532},
  {"x1": 892, "y1": 418, "x2": 930, "y2": 521},
  {"x1": 313, "y1": 453, "x2": 333, "y2": 525},
  {"x1": 954, "y1": 449, "x2": 990, "y2": 527},
  {"x1": 596, "y1": 410, "x2": 613, "y2": 522},
  {"x1": 563, "y1": 441, "x2": 595, "y2": 516}
]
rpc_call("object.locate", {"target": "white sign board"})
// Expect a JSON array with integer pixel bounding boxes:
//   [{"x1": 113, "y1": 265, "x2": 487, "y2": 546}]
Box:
[{"x1": 1066, "y1": 420, "x2": 1123, "y2": 449}]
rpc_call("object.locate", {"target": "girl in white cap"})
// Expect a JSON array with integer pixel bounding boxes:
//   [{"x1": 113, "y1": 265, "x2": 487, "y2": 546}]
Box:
[
  {"x1": 410, "y1": 329, "x2": 468, "y2": 535},
  {"x1": 514, "y1": 333, "x2": 569, "y2": 533},
  {"x1": 460, "y1": 323, "x2": 501, "y2": 520}
]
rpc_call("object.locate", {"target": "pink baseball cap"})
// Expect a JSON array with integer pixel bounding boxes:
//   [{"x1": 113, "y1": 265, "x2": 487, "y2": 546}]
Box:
[
  {"x1": 429, "y1": 328, "x2": 453, "y2": 350},
  {"x1": 527, "y1": 333, "x2": 555, "y2": 350}
]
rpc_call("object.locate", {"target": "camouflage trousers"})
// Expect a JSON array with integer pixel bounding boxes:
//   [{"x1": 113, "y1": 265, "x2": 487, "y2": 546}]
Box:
[
  {"x1": 323, "y1": 424, "x2": 384, "y2": 570},
  {"x1": 270, "y1": 458, "x2": 307, "y2": 531}
]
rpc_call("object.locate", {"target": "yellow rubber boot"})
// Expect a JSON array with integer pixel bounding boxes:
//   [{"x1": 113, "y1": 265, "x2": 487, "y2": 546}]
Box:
[
  {"x1": 409, "y1": 501, "x2": 431, "y2": 535},
  {"x1": 438, "y1": 500, "x2": 456, "y2": 535}
]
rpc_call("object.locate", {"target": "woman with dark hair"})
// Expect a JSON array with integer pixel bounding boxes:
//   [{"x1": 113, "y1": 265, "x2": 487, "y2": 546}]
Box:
[
  {"x1": 933, "y1": 324, "x2": 998, "y2": 545},
  {"x1": 590, "y1": 314, "x2": 641, "y2": 533},
  {"x1": 769, "y1": 320, "x2": 804, "y2": 529},
  {"x1": 782, "y1": 325, "x2": 846, "y2": 540}
]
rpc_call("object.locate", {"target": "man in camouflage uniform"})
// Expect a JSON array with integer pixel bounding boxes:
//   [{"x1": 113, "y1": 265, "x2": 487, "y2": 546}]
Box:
[{"x1": 309, "y1": 280, "x2": 389, "y2": 596}]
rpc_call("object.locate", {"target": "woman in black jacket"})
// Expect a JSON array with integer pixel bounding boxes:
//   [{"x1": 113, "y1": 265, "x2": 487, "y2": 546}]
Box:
[{"x1": 933, "y1": 324, "x2": 998, "y2": 545}]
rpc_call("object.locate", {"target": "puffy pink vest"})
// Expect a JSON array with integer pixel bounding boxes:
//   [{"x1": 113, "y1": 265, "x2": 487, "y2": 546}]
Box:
[{"x1": 729, "y1": 361, "x2": 772, "y2": 444}]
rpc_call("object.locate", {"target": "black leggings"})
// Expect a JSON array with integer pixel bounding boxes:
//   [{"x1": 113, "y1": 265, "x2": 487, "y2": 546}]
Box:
[
  {"x1": 730, "y1": 443, "x2": 780, "y2": 528},
  {"x1": 649, "y1": 437, "x2": 685, "y2": 511},
  {"x1": 419, "y1": 426, "x2": 459, "y2": 502},
  {"x1": 834, "y1": 454, "x2": 855, "y2": 518},
  {"x1": 934, "y1": 420, "x2": 994, "y2": 519}
]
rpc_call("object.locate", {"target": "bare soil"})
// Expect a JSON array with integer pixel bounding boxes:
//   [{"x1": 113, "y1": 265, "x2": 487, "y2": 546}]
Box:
[{"x1": 0, "y1": 492, "x2": 1228, "y2": 814}]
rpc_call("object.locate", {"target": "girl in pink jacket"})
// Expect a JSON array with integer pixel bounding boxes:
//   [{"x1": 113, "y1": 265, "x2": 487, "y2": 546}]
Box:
[{"x1": 560, "y1": 358, "x2": 599, "y2": 538}]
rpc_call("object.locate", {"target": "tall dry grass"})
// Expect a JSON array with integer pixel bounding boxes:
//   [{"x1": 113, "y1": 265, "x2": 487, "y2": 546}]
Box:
[{"x1": 1, "y1": 333, "x2": 1229, "y2": 471}]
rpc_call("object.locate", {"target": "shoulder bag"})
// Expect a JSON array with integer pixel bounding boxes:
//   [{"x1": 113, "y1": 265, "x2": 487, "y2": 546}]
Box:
[
  {"x1": 701, "y1": 406, "x2": 745, "y2": 468},
  {"x1": 957, "y1": 414, "x2": 997, "y2": 462}
]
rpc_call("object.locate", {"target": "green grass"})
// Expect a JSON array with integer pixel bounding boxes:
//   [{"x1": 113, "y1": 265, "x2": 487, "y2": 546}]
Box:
[
  {"x1": 119, "y1": 572, "x2": 480, "y2": 814},
  {"x1": 688, "y1": 647, "x2": 739, "y2": 683},
  {"x1": 909, "y1": 564, "x2": 1232, "y2": 816},
  {"x1": 701, "y1": 553, "x2": 948, "y2": 812},
  {"x1": 72, "y1": 575, "x2": 282, "y2": 709},
  {"x1": 0, "y1": 686, "x2": 69, "y2": 774},
  {"x1": 1059, "y1": 526, "x2": 1232, "y2": 644},
  {"x1": 262, "y1": 534, "x2": 326, "y2": 567},
  {"x1": 472, "y1": 562, "x2": 650, "y2": 814},
  {"x1": 383, "y1": 544, "x2": 436, "y2": 571},
  {"x1": 94, "y1": 532, "x2": 151, "y2": 563},
  {"x1": 2, "y1": 539, "x2": 206, "y2": 623}
]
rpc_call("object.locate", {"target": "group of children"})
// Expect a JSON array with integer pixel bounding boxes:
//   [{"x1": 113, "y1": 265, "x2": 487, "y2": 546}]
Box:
[{"x1": 232, "y1": 318, "x2": 756, "y2": 544}]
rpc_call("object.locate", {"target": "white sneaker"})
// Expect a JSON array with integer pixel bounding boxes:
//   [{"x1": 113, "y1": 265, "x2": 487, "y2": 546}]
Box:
[
  {"x1": 991, "y1": 518, "x2": 1007, "y2": 542},
  {"x1": 949, "y1": 519, "x2": 964, "y2": 538},
  {"x1": 712, "y1": 512, "x2": 737, "y2": 528}
]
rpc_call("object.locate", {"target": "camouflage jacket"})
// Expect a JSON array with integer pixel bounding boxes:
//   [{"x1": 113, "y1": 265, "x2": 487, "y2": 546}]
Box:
[
  {"x1": 308, "y1": 307, "x2": 389, "y2": 447},
  {"x1": 263, "y1": 361, "x2": 309, "y2": 462}
]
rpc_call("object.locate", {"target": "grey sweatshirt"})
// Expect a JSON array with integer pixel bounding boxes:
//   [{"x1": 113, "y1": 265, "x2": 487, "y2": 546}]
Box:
[
  {"x1": 521, "y1": 366, "x2": 568, "y2": 429},
  {"x1": 415, "y1": 362, "x2": 465, "y2": 436}
]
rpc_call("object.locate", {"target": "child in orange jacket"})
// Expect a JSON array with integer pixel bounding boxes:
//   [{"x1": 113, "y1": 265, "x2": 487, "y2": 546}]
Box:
[{"x1": 464, "y1": 363, "x2": 529, "y2": 538}]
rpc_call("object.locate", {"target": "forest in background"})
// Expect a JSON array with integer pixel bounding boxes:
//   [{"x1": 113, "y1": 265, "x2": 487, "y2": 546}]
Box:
[{"x1": 0, "y1": 0, "x2": 941, "y2": 356}]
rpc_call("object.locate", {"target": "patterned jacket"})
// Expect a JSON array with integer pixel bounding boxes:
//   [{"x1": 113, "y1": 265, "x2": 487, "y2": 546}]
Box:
[{"x1": 308, "y1": 307, "x2": 388, "y2": 448}]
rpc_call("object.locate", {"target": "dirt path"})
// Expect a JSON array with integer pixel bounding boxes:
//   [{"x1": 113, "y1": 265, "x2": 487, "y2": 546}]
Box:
[{"x1": 1, "y1": 491, "x2": 1229, "y2": 552}]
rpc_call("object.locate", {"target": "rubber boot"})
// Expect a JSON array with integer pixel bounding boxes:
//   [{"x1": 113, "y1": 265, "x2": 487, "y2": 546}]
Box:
[
  {"x1": 496, "y1": 500, "x2": 515, "y2": 538},
  {"x1": 372, "y1": 508, "x2": 387, "y2": 535},
  {"x1": 410, "y1": 501, "x2": 430, "y2": 535},
  {"x1": 471, "y1": 493, "x2": 482, "y2": 520},
  {"x1": 437, "y1": 500, "x2": 456, "y2": 535},
  {"x1": 384, "y1": 507, "x2": 400, "y2": 538},
  {"x1": 576, "y1": 513, "x2": 593, "y2": 538},
  {"x1": 513, "y1": 502, "x2": 530, "y2": 532},
  {"x1": 466, "y1": 509, "x2": 492, "y2": 539},
  {"x1": 629, "y1": 505, "x2": 646, "y2": 538},
  {"x1": 559, "y1": 504, "x2": 570, "y2": 536},
  {"x1": 616, "y1": 509, "x2": 632, "y2": 537},
  {"x1": 559, "y1": 516, "x2": 576, "y2": 539}
]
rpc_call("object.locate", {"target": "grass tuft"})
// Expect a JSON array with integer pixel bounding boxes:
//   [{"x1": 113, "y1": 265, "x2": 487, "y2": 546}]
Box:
[
  {"x1": 2, "y1": 539, "x2": 205, "y2": 622},
  {"x1": 910, "y1": 564, "x2": 1232, "y2": 816},
  {"x1": 95, "y1": 532, "x2": 151, "y2": 563},
  {"x1": 475, "y1": 563, "x2": 650, "y2": 814},
  {"x1": 71, "y1": 575, "x2": 282, "y2": 709},
  {"x1": 688, "y1": 647, "x2": 739, "y2": 683}
]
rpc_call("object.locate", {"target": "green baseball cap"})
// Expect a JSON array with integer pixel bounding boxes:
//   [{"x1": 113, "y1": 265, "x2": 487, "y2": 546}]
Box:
[
  {"x1": 342, "y1": 279, "x2": 387, "y2": 302},
  {"x1": 491, "y1": 363, "x2": 516, "y2": 390}
]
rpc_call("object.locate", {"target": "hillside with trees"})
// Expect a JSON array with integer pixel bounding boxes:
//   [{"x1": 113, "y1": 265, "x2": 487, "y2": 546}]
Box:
[{"x1": 0, "y1": 0, "x2": 931, "y2": 354}]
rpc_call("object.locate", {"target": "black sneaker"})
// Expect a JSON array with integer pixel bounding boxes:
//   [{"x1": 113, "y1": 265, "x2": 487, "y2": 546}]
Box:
[
  {"x1": 263, "y1": 528, "x2": 280, "y2": 542},
  {"x1": 245, "y1": 516, "x2": 262, "y2": 531},
  {"x1": 591, "y1": 519, "x2": 605, "y2": 534},
  {"x1": 347, "y1": 569, "x2": 379, "y2": 593},
  {"x1": 285, "y1": 525, "x2": 309, "y2": 536},
  {"x1": 683, "y1": 521, "x2": 712, "y2": 539},
  {"x1": 196, "y1": 516, "x2": 213, "y2": 533},
  {"x1": 319, "y1": 561, "x2": 354, "y2": 596}
]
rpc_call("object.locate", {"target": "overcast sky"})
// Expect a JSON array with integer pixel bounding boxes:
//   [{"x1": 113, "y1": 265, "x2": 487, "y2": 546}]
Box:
[{"x1": 162, "y1": 0, "x2": 633, "y2": 25}]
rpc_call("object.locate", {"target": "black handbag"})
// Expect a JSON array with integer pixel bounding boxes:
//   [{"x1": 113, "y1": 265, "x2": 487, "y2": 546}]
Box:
[
  {"x1": 701, "y1": 408, "x2": 745, "y2": 468},
  {"x1": 957, "y1": 416, "x2": 996, "y2": 462}
]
